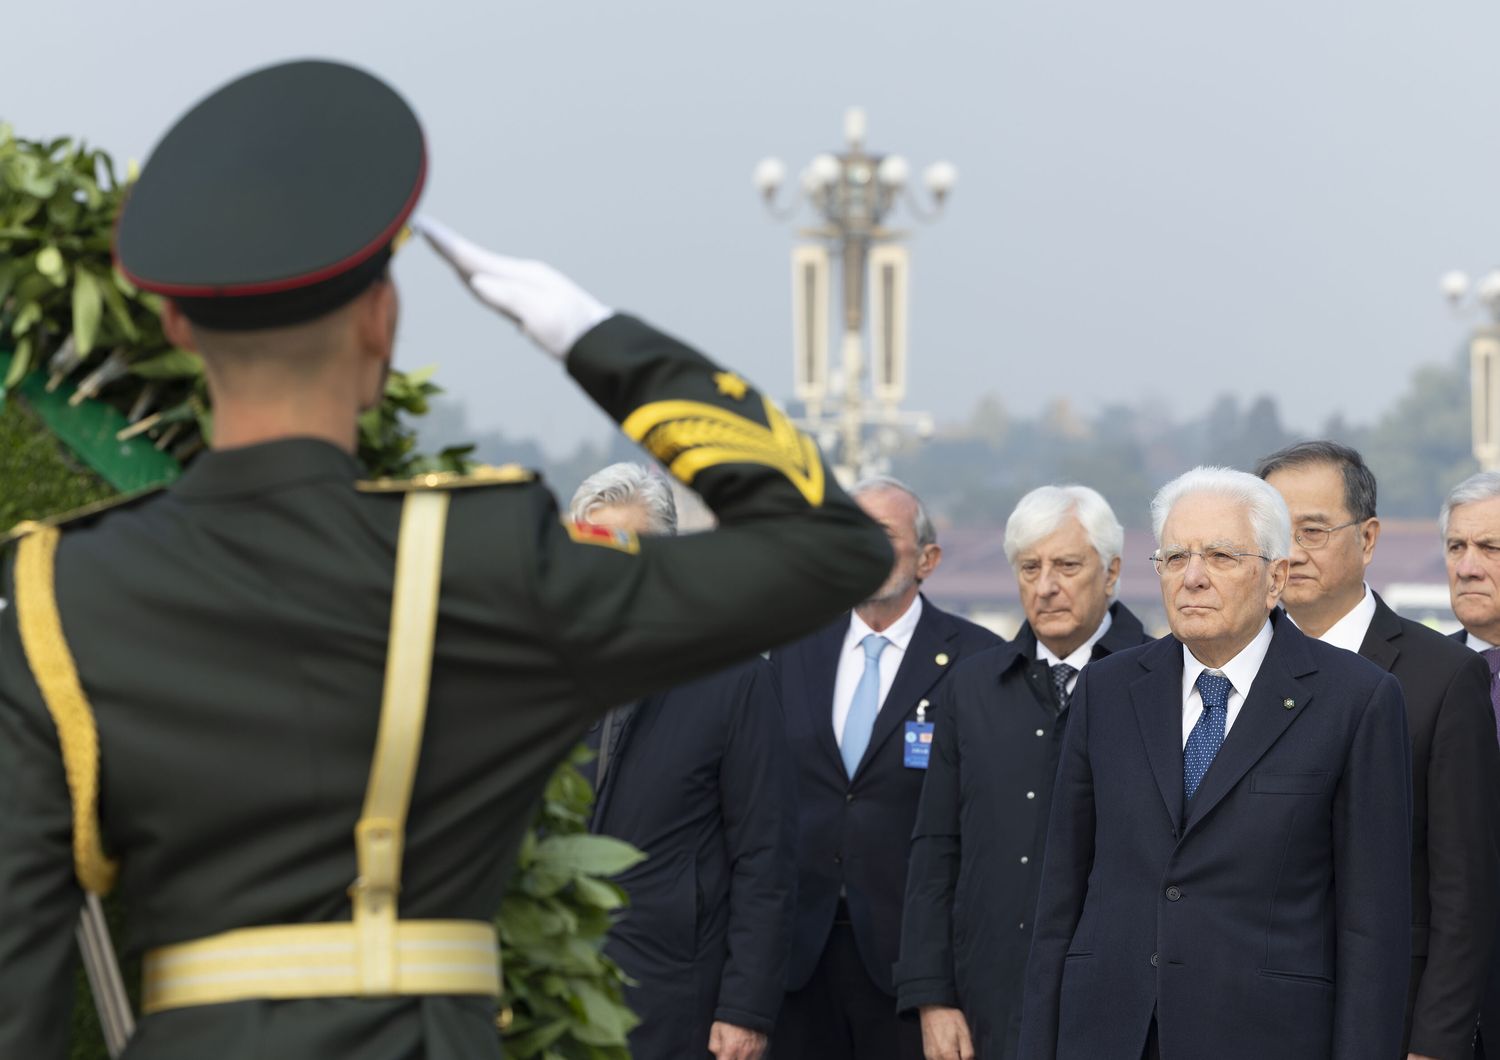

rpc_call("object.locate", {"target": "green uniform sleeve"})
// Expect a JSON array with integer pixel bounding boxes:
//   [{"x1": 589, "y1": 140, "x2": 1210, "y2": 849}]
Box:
[
  {"x1": 538, "y1": 314, "x2": 891, "y2": 707},
  {"x1": 0, "y1": 554, "x2": 86, "y2": 1060}
]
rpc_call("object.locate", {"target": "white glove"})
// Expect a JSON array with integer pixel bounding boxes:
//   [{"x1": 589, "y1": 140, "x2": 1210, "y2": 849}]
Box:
[{"x1": 414, "y1": 215, "x2": 613, "y2": 361}]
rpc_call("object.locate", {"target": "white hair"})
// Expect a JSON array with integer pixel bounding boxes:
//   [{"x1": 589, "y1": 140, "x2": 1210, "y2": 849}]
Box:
[
  {"x1": 1150, "y1": 465, "x2": 1291, "y2": 560},
  {"x1": 569, "y1": 462, "x2": 678, "y2": 535},
  {"x1": 1003, "y1": 485, "x2": 1124, "y2": 576},
  {"x1": 850, "y1": 475, "x2": 937, "y2": 547},
  {"x1": 1441, "y1": 471, "x2": 1500, "y2": 538}
]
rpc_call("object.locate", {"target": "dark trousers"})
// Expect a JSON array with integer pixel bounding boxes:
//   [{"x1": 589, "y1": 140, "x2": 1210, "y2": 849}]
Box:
[{"x1": 771, "y1": 912, "x2": 922, "y2": 1060}]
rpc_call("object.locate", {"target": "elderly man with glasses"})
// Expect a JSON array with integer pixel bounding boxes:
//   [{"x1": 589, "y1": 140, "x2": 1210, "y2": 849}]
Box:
[
  {"x1": 1259, "y1": 442, "x2": 1498, "y2": 1060},
  {"x1": 1019, "y1": 466, "x2": 1412, "y2": 1060}
]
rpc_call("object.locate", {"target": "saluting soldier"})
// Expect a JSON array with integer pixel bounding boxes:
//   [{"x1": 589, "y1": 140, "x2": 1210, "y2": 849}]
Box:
[{"x1": 0, "y1": 60, "x2": 891, "y2": 1060}]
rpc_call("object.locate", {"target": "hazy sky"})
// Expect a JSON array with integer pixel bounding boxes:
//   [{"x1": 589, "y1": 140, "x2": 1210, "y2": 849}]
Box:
[{"x1": 9, "y1": 0, "x2": 1500, "y2": 454}]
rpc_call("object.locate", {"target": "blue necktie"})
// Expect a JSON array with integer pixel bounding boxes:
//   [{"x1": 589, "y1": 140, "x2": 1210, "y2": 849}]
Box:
[
  {"x1": 1184, "y1": 670, "x2": 1231, "y2": 802},
  {"x1": 841, "y1": 634, "x2": 890, "y2": 777}
]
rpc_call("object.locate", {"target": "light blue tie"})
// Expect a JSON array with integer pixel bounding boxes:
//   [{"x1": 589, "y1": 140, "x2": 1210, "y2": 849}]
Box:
[
  {"x1": 841, "y1": 634, "x2": 890, "y2": 777},
  {"x1": 1184, "y1": 670, "x2": 1231, "y2": 802}
]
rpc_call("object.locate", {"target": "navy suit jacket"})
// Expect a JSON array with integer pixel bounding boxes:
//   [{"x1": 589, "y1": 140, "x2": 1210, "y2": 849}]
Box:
[
  {"x1": 773, "y1": 595, "x2": 1002, "y2": 996},
  {"x1": 588, "y1": 658, "x2": 797, "y2": 1057},
  {"x1": 1020, "y1": 612, "x2": 1412, "y2": 1060}
]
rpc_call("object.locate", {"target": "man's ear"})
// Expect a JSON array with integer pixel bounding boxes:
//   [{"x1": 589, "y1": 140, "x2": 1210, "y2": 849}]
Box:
[
  {"x1": 353, "y1": 278, "x2": 398, "y2": 358},
  {"x1": 161, "y1": 300, "x2": 198, "y2": 350}
]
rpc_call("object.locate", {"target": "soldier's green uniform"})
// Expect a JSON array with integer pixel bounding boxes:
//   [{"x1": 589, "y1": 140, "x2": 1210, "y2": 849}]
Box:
[{"x1": 0, "y1": 62, "x2": 891, "y2": 1060}]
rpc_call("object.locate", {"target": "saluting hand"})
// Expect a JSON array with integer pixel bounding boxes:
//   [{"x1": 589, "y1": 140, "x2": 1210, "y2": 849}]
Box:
[
  {"x1": 708, "y1": 1020, "x2": 768, "y2": 1060},
  {"x1": 919, "y1": 1005, "x2": 975, "y2": 1060},
  {"x1": 414, "y1": 215, "x2": 612, "y2": 360}
]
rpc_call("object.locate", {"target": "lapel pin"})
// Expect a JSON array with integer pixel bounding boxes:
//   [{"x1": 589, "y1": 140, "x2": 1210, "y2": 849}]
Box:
[
  {"x1": 1283, "y1": 698, "x2": 1295, "y2": 710},
  {"x1": 935, "y1": 653, "x2": 950, "y2": 666}
]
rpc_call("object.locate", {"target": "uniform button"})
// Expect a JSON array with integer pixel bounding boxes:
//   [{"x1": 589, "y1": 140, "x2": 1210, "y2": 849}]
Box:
[
  {"x1": 1020, "y1": 856, "x2": 1029, "y2": 865},
  {"x1": 1026, "y1": 791, "x2": 1036, "y2": 800},
  {"x1": 1150, "y1": 952, "x2": 1159, "y2": 967},
  {"x1": 1165, "y1": 886, "x2": 1182, "y2": 902},
  {"x1": 1018, "y1": 922, "x2": 1026, "y2": 930},
  {"x1": 1035, "y1": 729, "x2": 1045, "y2": 737}
]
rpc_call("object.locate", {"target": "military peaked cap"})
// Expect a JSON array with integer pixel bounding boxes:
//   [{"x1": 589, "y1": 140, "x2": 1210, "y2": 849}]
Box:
[{"x1": 115, "y1": 59, "x2": 425, "y2": 330}]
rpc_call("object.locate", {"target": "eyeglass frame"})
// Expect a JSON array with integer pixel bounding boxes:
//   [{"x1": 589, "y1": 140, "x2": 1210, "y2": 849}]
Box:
[
  {"x1": 1147, "y1": 547, "x2": 1275, "y2": 577},
  {"x1": 1291, "y1": 519, "x2": 1363, "y2": 550}
]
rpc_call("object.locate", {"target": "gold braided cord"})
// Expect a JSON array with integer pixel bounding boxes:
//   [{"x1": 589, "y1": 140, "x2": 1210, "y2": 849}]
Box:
[
  {"x1": 621, "y1": 396, "x2": 825, "y2": 507},
  {"x1": 13, "y1": 527, "x2": 119, "y2": 895}
]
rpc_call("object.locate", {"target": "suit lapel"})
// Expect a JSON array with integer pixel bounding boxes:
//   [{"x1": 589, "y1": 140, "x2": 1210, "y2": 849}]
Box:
[
  {"x1": 1129, "y1": 637, "x2": 1187, "y2": 833},
  {"x1": 855, "y1": 602, "x2": 952, "y2": 779},
  {"x1": 1357, "y1": 594, "x2": 1402, "y2": 674},
  {"x1": 807, "y1": 618, "x2": 849, "y2": 776},
  {"x1": 1183, "y1": 620, "x2": 1314, "y2": 837}
]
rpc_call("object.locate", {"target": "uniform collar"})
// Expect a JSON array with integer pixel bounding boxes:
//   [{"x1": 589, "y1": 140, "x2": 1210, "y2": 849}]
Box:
[{"x1": 172, "y1": 438, "x2": 361, "y2": 500}]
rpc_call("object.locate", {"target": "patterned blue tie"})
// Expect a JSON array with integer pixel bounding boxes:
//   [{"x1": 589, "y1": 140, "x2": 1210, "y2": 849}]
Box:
[
  {"x1": 841, "y1": 634, "x2": 890, "y2": 777},
  {"x1": 1184, "y1": 670, "x2": 1231, "y2": 802}
]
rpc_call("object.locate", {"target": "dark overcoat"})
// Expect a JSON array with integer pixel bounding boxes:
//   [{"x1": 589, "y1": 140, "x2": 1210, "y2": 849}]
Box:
[
  {"x1": 588, "y1": 658, "x2": 797, "y2": 1059},
  {"x1": 895, "y1": 602, "x2": 1150, "y2": 1059}
]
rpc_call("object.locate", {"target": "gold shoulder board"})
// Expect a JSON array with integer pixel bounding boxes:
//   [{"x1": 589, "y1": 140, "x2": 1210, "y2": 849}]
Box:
[
  {"x1": 3, "y1": 486, "x2": 166, "y2": 547},
  {"x1": 356, "y1": 464, "x2": 537, "y2": 494}
]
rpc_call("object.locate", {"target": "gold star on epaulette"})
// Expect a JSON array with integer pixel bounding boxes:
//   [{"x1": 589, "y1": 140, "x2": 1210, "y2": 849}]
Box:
[{"x1": 714, "y1": 372, "x2": 749, "y2": 400}]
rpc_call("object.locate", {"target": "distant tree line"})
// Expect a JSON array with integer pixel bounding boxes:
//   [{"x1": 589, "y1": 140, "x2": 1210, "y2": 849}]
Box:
[{"x1": 419, "y1": 348, "x2": 1476, "y2": 530}]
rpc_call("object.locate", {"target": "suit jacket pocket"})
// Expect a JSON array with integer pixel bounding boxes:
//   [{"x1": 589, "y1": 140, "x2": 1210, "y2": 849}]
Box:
[
  {"x1": 1250, "y1": 771, "x2": 1330, "y2": 795},
  {"x1": 1258, "y1": 968, "x2": 1334, "y2": 987}
]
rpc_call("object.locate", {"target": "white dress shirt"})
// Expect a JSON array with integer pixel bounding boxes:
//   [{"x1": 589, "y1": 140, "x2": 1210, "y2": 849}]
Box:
[
  {"x1": 1036, "y1": 608, "x2": 1114, "y2": 697},
  {"x1": 832, "y1": 595, "x2": 923, "y2": 747},
  {"x1": 1180, "y1": 618, "x2": 1274, "y2": 749},
  {"x1": 1288, "y1": 583, "x2": 1376, "y2": 654},
  {"x1": 1468, "y1": 631, "x2": 1498, "y2": 652}
]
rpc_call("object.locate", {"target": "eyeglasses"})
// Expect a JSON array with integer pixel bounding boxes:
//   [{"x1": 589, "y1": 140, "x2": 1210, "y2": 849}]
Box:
[
  {"x1": 1292, "y1": 520, "x2": 1360, "y2": 550},
  {"x1": 1149, "y1": 548, "x2": 1273, "y2": 576}
]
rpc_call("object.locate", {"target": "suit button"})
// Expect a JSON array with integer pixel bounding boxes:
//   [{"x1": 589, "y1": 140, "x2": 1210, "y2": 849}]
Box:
[
  {"x1": 1150, "y1": 952, "x2": 1159, "y2": 967},
  {"x1": 1026, "y1": 791, "x2": 1036, "y2": 800},
  {"x1": 1020, "y1": 856, "x2": 1029, "y2": 865},
  {"x1": 1165, "y1": 886, "x2": 1182, "y2": 902},
  {"x1": 833, "y1": 854, "x2": 842, "y2": 865},
  {"x1": 845, "y1": 792, "x2": 854, "y2": 804},
  {"x1": 1035, "y1": 729, "x2": 1045, "y2": 737}
]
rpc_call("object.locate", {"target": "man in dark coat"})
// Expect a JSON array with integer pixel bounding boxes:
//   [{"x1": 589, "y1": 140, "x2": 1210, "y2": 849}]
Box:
[
  {"x1": 573, "y1": 464, "x2": 797, "y2": 1060},
  {"x1": 1439, "y1": 469, "x2": 1500, "y2": 1059},
  {"x1": 1020, "y1": 466, "x2": 1411, "y2": 1060},
  {"x1": 896, "y1": 485, "x2": 1151, "y2": 1060},
  {"x1": 0, "y1": 61, "x2": 891, "y2": 1060},
  {"x1": 1259, "y1": 442, "x2": 1498, "y2": 1060},
  {"x1": 770, "y1": 477, "x2": 1002, "y2": 1060}
]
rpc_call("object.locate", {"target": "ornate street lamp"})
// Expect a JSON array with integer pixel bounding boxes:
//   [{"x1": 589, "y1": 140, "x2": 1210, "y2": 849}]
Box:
[
  {"x1": 1442, "y1": 268, "x2": 1500, "y2": 470},
  {"x1": 755, "y1": 108, "x2": 953, "y2": 483}
]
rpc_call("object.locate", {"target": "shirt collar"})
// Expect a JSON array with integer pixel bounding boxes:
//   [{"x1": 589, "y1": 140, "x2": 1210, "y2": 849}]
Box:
[
  {"x1": 1303, "y1": 583, "x2": 1376, "y2": 654},
  {"x1": 172, "y1": 438, "x2": 361, "y2": 500},
  {"x1": 1468, "y1": 631, "x2": 1499, "y2": 653},
  {"x1": 846, "y1": 594, "x2": 924, "y2": 654},
  {"x1": 1036, "y1": 608, "x2": 1114, "y2": 670},
  {"x1": 1181, "y1": 617, "x2": 1274, "y2": 701}
]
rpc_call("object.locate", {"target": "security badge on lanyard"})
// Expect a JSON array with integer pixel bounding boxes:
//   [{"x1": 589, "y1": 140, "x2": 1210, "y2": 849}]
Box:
[{"x1": 904, "y1": 699, "x2": 934, "y2": 769}]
